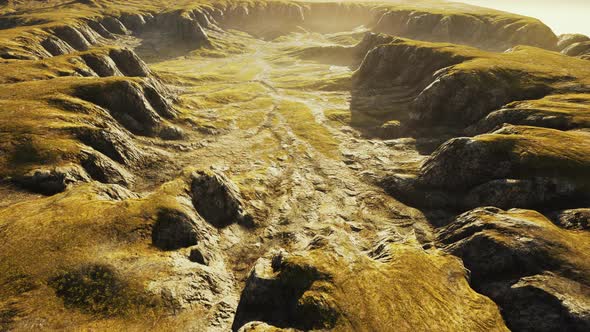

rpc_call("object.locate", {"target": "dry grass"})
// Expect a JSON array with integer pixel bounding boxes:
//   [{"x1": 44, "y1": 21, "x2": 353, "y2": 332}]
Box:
[
  {"x1": 278, "y1": 238, "x2": 509, "y2": 331},
  {"x1": 276, "y1": 100, "x2": 340, "y2": 159}
]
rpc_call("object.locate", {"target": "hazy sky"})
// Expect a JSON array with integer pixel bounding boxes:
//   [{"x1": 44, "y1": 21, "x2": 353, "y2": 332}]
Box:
[{"x1": 457, "y1": 0, "x2": 590, "y2": 36}]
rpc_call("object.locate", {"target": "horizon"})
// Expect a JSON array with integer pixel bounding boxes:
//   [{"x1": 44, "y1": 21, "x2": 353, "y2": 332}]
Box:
[{"x1": 457, "y1": 0, "x2": 590, "y2": 36}]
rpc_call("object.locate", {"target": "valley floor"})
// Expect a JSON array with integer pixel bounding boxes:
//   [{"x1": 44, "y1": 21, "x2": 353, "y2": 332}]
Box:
[{"x1": 139, "y1": 28, "x2": 432, "y2": 289}]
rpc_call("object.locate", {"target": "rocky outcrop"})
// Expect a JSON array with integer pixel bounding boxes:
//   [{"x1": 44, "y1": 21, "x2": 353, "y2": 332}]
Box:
[
  {"x1": 74, "y1": 125, "x2": 146, "y2": 167},
  {"x1": 80, "y1": 48, "x2": 151, "y2": 78},
  {"x1": 109, "y1": 48, "x2": 151, "y2": 77},
  {"x1": 232, "y1": 238, "x2": 508, "y2": 331},
  {"x1": 351, "y1": 39, "x2": 588, "y2": 135},
  {"x1": 467, "y1": 94, "x2": 590, "y2": 135},
  {"x1": 420, "y1": 126, "x2": 590, "y2": 191},
  {"x1": 351, "y1": 38, "x2": 473, "y2": 127},
  {"x1": 75, "y1": 79, "x2": 180, "y2": 138},
  {"x1": 439, "y1": 207, "x2": 590, "y2": 331},
  {"x1": 383, "y1": 125, "x2": 590, "y2": 210},
  {"x1": 14, "y1": 164, "x2": 91, "y2": 195},
  {"x1": 80, "y1": 150, "x2": 134, "y2": 187},
  {"x1": 119, "y1": 13, "x2": 149, "y2": 31},
  {"x1": 87, "y1": 20, "x2": 115, "y2": 39},
  {"x1": 151, "y1": 208, "x2": 199, "y2": 250},
  {"x1": 52, "y1": 26, "x2": 92, "y2": 51},
  {"x1": 190, "y1": 169, "x2": 253, "y2": 228},
  {"x1": 373, "y1": 8, "x2": 558, "y2": 51},
  {"x1": 549, "y1": 209, "x2": 590, "y2": 231},
  {"x1": 216, "y1": 2, "x2": 304, "y2": 38},
  {"x1": 100, "y1": 17, "x2": 128, "y2": 35},
  {"x1": 81, "y1": 53, "x2": 123, "y2": 77},
  {"x1": 41, "y1": 36, "x2": 76, "y2": 56},
  {"x1": 292, "y1": 32, "x2": 397, "y2": 67}
]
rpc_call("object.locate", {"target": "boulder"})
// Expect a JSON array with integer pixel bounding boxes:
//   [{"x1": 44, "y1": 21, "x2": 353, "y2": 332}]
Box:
[
  {"x1": 190, "y1": 169, "x2": 253, "y2": 228},
  {"x1": 188, "y1": 246, "x2": 209, "y2": 265},
  {"x1": 151, "y1": 208, "x2": 199, "y2": 251}
]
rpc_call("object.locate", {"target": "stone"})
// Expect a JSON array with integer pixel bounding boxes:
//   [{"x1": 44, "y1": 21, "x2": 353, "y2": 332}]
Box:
[
  {"x1": 188, "y1": 246, "x2": 209, "y2": 265},
  {"x1": 151, "y1": 208, "x2": 199, "y2": 251},
  {"x1": 190, "y1": 169, "x2": 254, "y2": 228},
  {"x1": 549, "y1": 209, "x2": 590, "y2": 231},
  {"x1": 15, "y1": 165, "x2": 90, "y2": 195}
]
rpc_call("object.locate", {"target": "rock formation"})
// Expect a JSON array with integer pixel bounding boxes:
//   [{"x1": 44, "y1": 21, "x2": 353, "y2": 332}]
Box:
[{"x1": 0, "y1": 0, "x2": 588, "y2": 331}]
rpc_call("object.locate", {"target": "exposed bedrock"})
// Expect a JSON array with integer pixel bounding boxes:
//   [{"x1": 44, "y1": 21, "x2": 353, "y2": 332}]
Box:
[
  {"x1": 292, "y1": 32, "x2": 397, "y2": 68},
  {"x1": 212, "y1": 1, "x2": 557, "y2": 51},
  {"x1": 382, "y1": 125, "x2": 590, "y2": 211},
  {"x1": 14, "y1": 164, "x2": 91, "y2": 195},
  {"x1": 41, "y1": 36, "x2": 76, "y2": 56},
  {"x1": 351, "y1": 38, "x2": 472, "y2": 128},
  {"x1": 87, "y1": 20, "x2": 115, "y2": 39},
  {"x1": 299, "y1": 2, "x2": 377, "y2": 33},
  {"x1": 79, "y1": 150, "x2": 135, "y2": 187},
  {"x1": 81, "y1": 53, "x2": 123, "y2": 77},
  {"x1": 190, "y1": 169, "x2": 254, "y2": 228},
  {"x1": 426, "y1": 126, "x2": 588, "y2": 209},
  {"x1": 100, "y1": 17, "x2": 128, "y2": 35},
  {"x1": 152, "y1": 208, "x2": 199, "y2": 251},
  {"x1": 351, "y1": 38, "x2": 590, "y2": 136},
  {"x1": 51, "y1": 25, "x2": 92, "y2": 51},
  {"x1": 74, "y1": 78, "x2": 181, "y2": 138},
  {"x1": 438, "y1": 207, "x2": 590, "y2": 332},
  {"x1": 73, "y1": 125, "x2": 146, "y2": 167},
  {"x1": 215, "y1": 2, "x2": 304, "y2": 38},
  {"x1": 549, "y1": 209, "x2": 590, "y2": 231},
  {"x1": 80, "y1": 48, "x2": 151, "y2": 78},
  {"x1": 232, "y1": 237, "x2": 508, "y2": 331},
  {"x1": 119, "y1": 13, "x2": 149, "y2": 31},
  {"x1": 142, "y1": 10, "x2": 212, "y2": 47},
  {"x1": 109, "y1": 48, "x2": 151, "y2": 77}
]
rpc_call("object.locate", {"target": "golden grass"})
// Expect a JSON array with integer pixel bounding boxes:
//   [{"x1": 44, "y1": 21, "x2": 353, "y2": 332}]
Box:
[
  {"x1": 280, "y1": 238, "x2": 509, "y2": 331},
  {"x1": 476, "y1": 126, "x2": 590, "y2": 185},
  {"x1": 276, "y1": 100, "x2": 340, "y2": 159}
]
